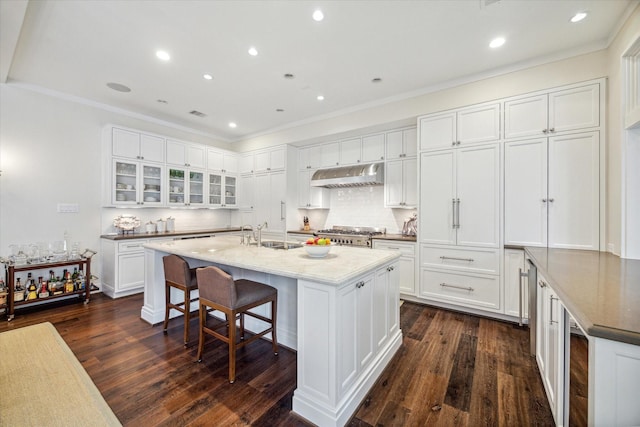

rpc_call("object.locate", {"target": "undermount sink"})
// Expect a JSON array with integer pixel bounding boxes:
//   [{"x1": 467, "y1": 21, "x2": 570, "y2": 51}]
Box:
[{"x1": 261, "y1": 241, "x2": 303, "y2": 250}]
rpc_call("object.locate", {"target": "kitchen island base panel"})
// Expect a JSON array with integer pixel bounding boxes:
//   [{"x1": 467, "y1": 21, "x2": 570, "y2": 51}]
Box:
[{"x1": 292, "y1": 330, "x2": 402, "y2": 427}]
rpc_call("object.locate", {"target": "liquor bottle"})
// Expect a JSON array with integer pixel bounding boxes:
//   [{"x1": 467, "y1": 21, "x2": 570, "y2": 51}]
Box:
[
  {"x1": 71, "y1": 267, "x2": 78, "y2": 281},
  {"x1": 38, "y1": 276, "x2": 48, "y2": 298},
  {"x1": 49, "y1": 270, "x2": 57, "y2": 296},
  {"x1": 64, "y1": 271, "x2": 75, "y2": 293},
  {"x1": 14, "y1": 278, "x2": 24, "y2": 302},
  {"x1": 76, "y1": 268, "x2": 85, "y2": 291},
  {"x1": 26, "y1": 278, "x2": 38, "y2": 300}
]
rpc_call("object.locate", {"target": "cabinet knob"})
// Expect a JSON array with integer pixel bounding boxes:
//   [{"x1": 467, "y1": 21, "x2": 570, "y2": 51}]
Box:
[
  {"x1": 542, "y1": 199, "x2": 547, "y2": 203},
  {"x1": 549, "y1": 128, "x2": 555, "y2": 133},
  {"x1": 548, "y1": 198, "x2": 554, "y2": 203},
  {"x1": 542, "y1": 129, "x2": 548, "y2": 134},
  {"x1": 452, "y1": 142, "x2": 456, "y2": 146}
]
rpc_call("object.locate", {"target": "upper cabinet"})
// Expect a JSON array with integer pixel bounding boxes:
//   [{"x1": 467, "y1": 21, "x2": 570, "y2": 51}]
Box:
[
  {"x1": 207, "y1": 149, "x2": 238, "y2": 174},
  {"x1": 254, "y1": 146, "x2": 286, "y2": 173},
  {"x1": 340, "y1": 138, "x2": 362, "y2": 164},
  {"x1": 298, "y1": 146, "x2": 322, "y2": 170},
  {"x1": 419, "y1": 102, "x2": 500, "y2": 151},
  {"x1": 166, "y1": 139, "x2": 206, "y2": 169},
  {"x1": 112, "y1": 128, "x2": 165, "y2": 163},
  {"x1": 386, "y1": 128, "x2": 417, "y2": 160},
  {"x1": 361, "y1": 134, "x2": 385, "y2": 163},
  {"x1": 320, "y1": 142, "x2": 340, "y2": 167},
  {"x1": 504, "y1": 83, "x2": 600, "y2": 140}
]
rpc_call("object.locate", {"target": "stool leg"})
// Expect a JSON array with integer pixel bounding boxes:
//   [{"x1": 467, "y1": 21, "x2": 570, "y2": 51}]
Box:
[
  {"x1": 229, "y1": 310, "x2": 237, "y2": 383},
  {"x1": 240, "y1": 312, "x2": 245, "y2": 340},
  {"x1": 183, "y1": 288, "x2": 190, "y2": 346},
  {"x1": 163, "y1": 284, "x2": 171, "y2": 334},
  {"x1": 271, "y1": 298, "x2": 279, "y2": 356},
  {"x1": 196, "y1": 303, "x2": 205, "y2": 362}
]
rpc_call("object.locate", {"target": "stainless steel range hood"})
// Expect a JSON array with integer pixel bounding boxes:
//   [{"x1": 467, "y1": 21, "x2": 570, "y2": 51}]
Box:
[{"x1": 310, "y1": 163, "x2": 384, "y2": 188}]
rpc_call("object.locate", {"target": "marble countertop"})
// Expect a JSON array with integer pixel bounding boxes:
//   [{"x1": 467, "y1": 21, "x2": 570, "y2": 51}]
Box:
[
  {"x1": 525, "y1": 247, "x2": 640, "y2": 346},
  {"x1": 144, "y1": 235, "x2": 400, "y2": 286},
  {"x1": 101, "y1": 227, "x2": 241, "y2": 241}
]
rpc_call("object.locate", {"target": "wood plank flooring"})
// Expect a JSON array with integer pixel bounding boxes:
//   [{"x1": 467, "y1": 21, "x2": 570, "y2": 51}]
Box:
[{"x1": 0, "y1": 294, "x2": 570, "y2": 426}]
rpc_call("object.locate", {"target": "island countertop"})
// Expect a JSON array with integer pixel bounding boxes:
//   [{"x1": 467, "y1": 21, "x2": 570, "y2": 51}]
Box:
[
  {"x1": 525, "y1": 247, "x2": 640, "y2": 346},
  {"x1": 144, "y1": 235, "x2": 400, "y2": 286}
]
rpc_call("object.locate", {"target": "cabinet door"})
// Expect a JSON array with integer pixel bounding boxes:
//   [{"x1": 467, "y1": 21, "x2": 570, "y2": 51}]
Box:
[
  {"x1": 113, "y1": 160, "x2": 139, "y2": 205},
  {"x1": 548, "y1": 132, "x2": 599, "y2": 250},
  {"x1": 456, "y1": 103, "x2": 501, "y2": 145},
  {"x1": 207, "y1": 149, "x2": 224, "y2": 171},
  {"x1": 298, "y1": 146, "x2": 322, "y2": 170},
  {"x1": 362, "y1": 134, "x2": 385, "y2": 162},
  {"x1": 140, "y1": 134, "x2": 164, "y2": 163},
  {"x1": 166, "y1": 140, "x2": 187, "y2": 166},
  {"x1": 419, "y1": 151, "x2": 456, "y2": 245},
  {"x1": 140, "y1": 164, "x2": 163, "y2": 206},
  {"x1": 549, "y1": 84, "x2": 599, "y2": 133},
  {"x1": 403, "y1": 128, "x2": 418, "y2": 157},
  {"x1": 504, "y1": 94, "x2": 548, "y2": 140},
  {"x1": 269, "y1": 147, "x2": 286, "y2": 171},
  {"x1": 374, "y1": 267, "x2": 389, "y2": 352},
  {"x1": 356, "y1": 275, "x2": 374, "y2": 370},
  {"x1": 270, "y1": 172, "x2": 286, "y2": 232},
  {"x1": 384, "y1": 160, "x2": 404, "y2": 207},
  {"x1": 387, "y1": 262, "x2": 400, "y2": 334},
  {"x1": 187, "y1": 145, "x2": 206, "y2": 169},
  {"x1": 504, "y1": 138, "x2": 548, "y2": 247},
  {"x1": 298, "y1": 170, "x2": 311, "y2": 207},
  {"x1": 321, "y1": 142, "x2": 340, "y2": 167},
  {"x1": 223, "y1": 154, "x2": 238, "y2": 174},
  {"x1": 112, "y1": 128, "x2": 140, "y2": 159},
  {"x1": 403, "y1": 158, "x2": 417, "y2": 207},
  {"x1": 188, "y1": 170, "x2": 205, "y2": 206},
  {"x1": 340, "y1": 138, "x2": 361, "y2": 165},
  {"x1": 456, "y1": 144, "x2": 500, "y2": 248},
  {"x1": 208, "y1": 172, "x2": 223, "y2": 206},
  {"x1": 224, "y1": 175, "x2": 237, "y2": 207},
  {"x1": 254, "y1": 151, "x2": 270, "y2": 173},
  {"x1": 504, "y1": 249, "x2": 527, "y2": 319},
  {"x1": 385, "y1": 130, "x2": 404, "y2": 160},
  {"x1": 167, "y1": 167, "x2": 187, "y2": 205},
  {"x1": 238, "y1": 174, "x2": 255, "y2": 210},
  {"x1": 118, "y1": 252, "x2": 145, "y2": 291},
  {"x1": 398, "y1": 256, "x2": 415, "y2": 295},
  {"x1": 239, "y1": 154, "x2": 254, "y2": 175},
  {"x1": 419, "y1": 112, "x2": 456, "y2": 151},
  {"x1": 536, "y1": 278, "x2": 549, "y2": 386}
]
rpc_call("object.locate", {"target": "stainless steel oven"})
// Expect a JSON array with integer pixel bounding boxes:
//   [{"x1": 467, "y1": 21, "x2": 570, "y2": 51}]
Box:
[{"x1": 315, "y1": 226, "x2": 386, "y2": 248}]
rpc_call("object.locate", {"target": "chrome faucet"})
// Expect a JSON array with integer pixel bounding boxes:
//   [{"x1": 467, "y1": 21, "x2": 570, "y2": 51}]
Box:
[
  {"x1": 255, "y1": 221, "x2": 268, "y2": 247},
  {"x1": 240, "y1": 224, "x2": 253, "y2": 245}
]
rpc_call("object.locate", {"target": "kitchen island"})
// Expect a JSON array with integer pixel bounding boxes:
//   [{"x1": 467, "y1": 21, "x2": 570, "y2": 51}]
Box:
[
  {"x1": 142, "y1": 235, "x2": 402, "y2": 427},
  {"x1": 525, "y1": 247, "x2": 640, "y2": 426}
]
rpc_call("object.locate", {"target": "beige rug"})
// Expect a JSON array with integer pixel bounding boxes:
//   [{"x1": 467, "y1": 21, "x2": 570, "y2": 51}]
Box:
[{"x1": 0, "y1": 322, "x2": 121, "y2": 426}]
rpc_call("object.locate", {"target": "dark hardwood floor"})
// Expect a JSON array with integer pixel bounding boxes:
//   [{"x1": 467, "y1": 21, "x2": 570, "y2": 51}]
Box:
[{"x1": 0, "y1": 294, "x2": 572, "y2": 426}]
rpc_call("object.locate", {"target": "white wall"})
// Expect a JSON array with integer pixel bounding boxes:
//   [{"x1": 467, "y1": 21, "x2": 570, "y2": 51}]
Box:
[{"x1": 0, "y1": 84, "x2": 230, "y2": 277}]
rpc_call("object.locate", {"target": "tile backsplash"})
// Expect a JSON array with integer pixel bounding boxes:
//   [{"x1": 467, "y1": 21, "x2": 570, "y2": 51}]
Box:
[{"x1": 296, "y1": 186, "x2": 417, "y2": 234}]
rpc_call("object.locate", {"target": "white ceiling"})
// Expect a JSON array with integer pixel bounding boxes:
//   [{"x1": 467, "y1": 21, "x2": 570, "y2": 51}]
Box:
[{"x1": 1, "y1": 0, "x2": 636, "y2": 142}]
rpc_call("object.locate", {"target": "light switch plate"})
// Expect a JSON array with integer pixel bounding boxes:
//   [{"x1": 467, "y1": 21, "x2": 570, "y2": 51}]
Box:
[{"x1": 57, "y1": 203, "x2": 79, "y2": 213}]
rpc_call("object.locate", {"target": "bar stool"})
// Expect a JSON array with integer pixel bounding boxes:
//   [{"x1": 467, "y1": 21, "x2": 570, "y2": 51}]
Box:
[
  {"x1": 195, "y1": 266, "x2": 278, "y2": 383},
  {"x1": 162, "y1": 254, "x2": 199, "y2": 346}
]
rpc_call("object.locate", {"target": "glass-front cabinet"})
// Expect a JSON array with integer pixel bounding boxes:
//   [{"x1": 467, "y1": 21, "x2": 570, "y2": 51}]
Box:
[
  {"x1": 113, "y1": 160, "x2": 164, "y2": 206},
  {"x1": 208, "y1": 172, "x2": 237, "y2": 207},
  {"x1": 167, "y1": 167, "x2": 205, "y2": 207}
]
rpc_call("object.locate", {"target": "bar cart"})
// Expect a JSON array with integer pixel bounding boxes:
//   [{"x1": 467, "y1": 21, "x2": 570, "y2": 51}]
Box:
[{"x1": 1, "y1": 251, "x2": 95, "y2": 321}]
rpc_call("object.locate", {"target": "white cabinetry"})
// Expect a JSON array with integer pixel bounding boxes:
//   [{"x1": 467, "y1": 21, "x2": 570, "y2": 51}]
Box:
[
  {"x1": 298, "y1": 169, "x2": 329, "y2": 209},
  {"x1": 384, "y1": 158, "x2": 416, "y2": 208},
  {"x1": 112, "y1": 128, "x2": 165, "y2": 163},
  {"x1": 207, "y1": 172, "x2": 237, "y2": 208},
  {"x1": 504, "y1": 132, "x2": 599, "y2": 250},
  {"x1": 101, "y1": 239, "x2": 150, "y2": 299},
  {"x1": 535, "y1": 272, "x2": 567, "y2": 425},
  {"x1": 419, "y1": 143, "x2": 499, "y2": 248},
  {"x1": 504, "y1": 83, "x2": 599, "y2": 140},
  {"x1": 373, "y1": 240, "x2": 415, "y2": 295},
  {"x1": 419, "y1": 102, "x2": 500, "y2": 151},
  {"x1": 167, "y1": 167, "x2": 205, "y2": 207},
  {"x1": 386, "y1": 128, "x2": 417, "y2": 160},
  {"x1": 503, "y1": 249, "x2": 528, "y2": 321},
  {"x1": 254, "y1": 147, "x2": 285, "y2": 173},
  {"x1": 166, "y1": 140, "x2": 206, "y2": 169},
  {"x1": 239, "y1": 154, "x2": 255, "y2": 175},
  {"x1": 207, "y1": 149, "x2": 238, "y2": 174},
  {"x1": 255, "y1": 171, "x2": 286, "y2": 233},
  {"x1": 320, "y1": 142, "x2": 340, "y2": 167},
  {"x1": 361, "y1": 134, "x2": 386, "y2": 162},
  {"x1": 340, "y1": 138, "x2": 362, "y2": 165},
  {"x1": 298, "y1": 146, "x2": 322, "y2": 170},
  {"x1": 112, "y1": 160, "x2": 164, "y2": 206}
]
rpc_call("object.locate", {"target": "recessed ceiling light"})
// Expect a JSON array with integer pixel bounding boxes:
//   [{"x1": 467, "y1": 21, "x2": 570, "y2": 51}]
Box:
[
  {"x1": 106, "y1": 82, "x2": 131, "y2": 92},
  {"x1": 317, "y1": 95, "x2": 325, "y2": 101},
  {"x1": 570, "y1": 12, "x2": 588, "y2": 23},
  {"x1": 312, "y1": 9, "x2": 324, "y2": 22},
  {"x1": 248, "y1": 47, "x2": 258, "y2": 56},
  {"x1": 203, "y1": 74, "x2": 213, "y2": 80},
  {"x1": 156, "y1": 50, "x2": 170, "y2": 61},
  {"x1": 228, "y1": 122, "x2": 237, "y2": 128},
  {"x1": 489, "y1": 37, "x2": 506, "y2": 48},
  {"x1": 372, "y1": 77, "x2": 382, "y2": 83}
]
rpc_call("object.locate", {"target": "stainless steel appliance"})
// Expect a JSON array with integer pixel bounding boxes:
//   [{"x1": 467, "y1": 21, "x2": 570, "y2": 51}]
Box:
[{"x1": 316, "y1": 225, "x2": 385, "y2": 248}]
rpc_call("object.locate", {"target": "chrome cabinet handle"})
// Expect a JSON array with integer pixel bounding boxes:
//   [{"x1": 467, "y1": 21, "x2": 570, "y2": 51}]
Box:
[
  {"x1": 548, "y1": 198, "x2": 554, "y2": 203},
  {"x1": 440, "y1": 283, "x2": 474, "y2": 292},
  {"x1": 550, "y1": 295, "x2": 558, "y2": 324},
  {"x1": 440, "y1": 255, "x2": 474, "y2": 262},
  {"x1": 356, "y1": 281, "x2": 365, "y2": 289},
  {"x1": 386, "y1": 266, "x2": 395, "y2": 272},
  {"x1": 542, "y1": 129, "x2": 548, "y2": 134},
  {"x1": 452, "y1": 198, "x2": 456, "y2": 229},
  {"x1": 455, "y1": 198, "x2": 460, "y2": 229},
  {"x1": 549, "y1": 128, "x2": 555, "y2": 133},
  {"x1": 542, "y1": 199, "x2": 547, "y2": 203},
  {"x1": 280, "y1": 201, "x2": 285, "y2": 220},
  {"x1": 518, "y1": 268, "x2": 529, "y2": 326}
]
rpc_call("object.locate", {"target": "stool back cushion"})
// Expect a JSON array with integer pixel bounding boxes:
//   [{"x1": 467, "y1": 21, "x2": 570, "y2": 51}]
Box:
[
  {"x1": 196, "y1": 266, "x2": 237, "y2": 308},
  {"x1": 163, "y1": 254, "x2": 191, "y2": 286}
]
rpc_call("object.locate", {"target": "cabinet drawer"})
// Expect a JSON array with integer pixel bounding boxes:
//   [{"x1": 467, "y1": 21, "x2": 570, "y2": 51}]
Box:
[
  {"x1": 420, "y1": 268, "x2": 500, "y2": 311},
  {"x1": 420, "y1": 246, "x2": 499, "y2": 274},
  {"x1": 118, "y1": 240, "x2": 147, "y2": 253},
  {"x1": 373, "y1": 240, "x2": 415, "y2": 257}
]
